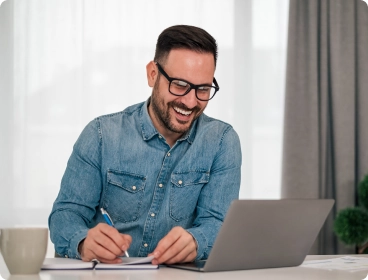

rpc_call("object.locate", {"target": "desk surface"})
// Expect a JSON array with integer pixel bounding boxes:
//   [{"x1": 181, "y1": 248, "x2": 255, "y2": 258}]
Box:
[{"x1": 1, "y1": 255, "x2": 367, "y2": 280}]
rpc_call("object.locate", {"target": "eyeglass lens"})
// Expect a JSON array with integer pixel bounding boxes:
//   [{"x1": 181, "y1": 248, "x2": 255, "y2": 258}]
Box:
[{"x1": 170, "y1": 80, "x2": 216, "y2": 101}]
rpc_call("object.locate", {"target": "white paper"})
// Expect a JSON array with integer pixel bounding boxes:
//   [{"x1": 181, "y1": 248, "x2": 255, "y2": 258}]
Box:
[
  {"x1": 119, "y1": 256, "x2": 154, "y2": 265},
  {"x1": 302, "y1": 256, "x2": 368, "y2": 272},
  {"x1": 95, "y1": 256, "x2": 156, "y2": 269}
]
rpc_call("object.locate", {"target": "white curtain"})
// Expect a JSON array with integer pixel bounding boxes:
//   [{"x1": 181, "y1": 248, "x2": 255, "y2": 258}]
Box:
[{"x1": 0, "y1": 0, "x2": 288, "y2": 257}]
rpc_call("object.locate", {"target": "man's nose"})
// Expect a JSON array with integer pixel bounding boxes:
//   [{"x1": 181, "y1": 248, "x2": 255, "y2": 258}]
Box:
[{"x1": 179, "y1": 88, "x2": 197, "y2": 108}]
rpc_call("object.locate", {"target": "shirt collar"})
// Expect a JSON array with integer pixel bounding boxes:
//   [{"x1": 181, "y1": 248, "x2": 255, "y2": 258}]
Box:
[{"x1": 139, "y1": 98, "x2": 197, "y2": 145}]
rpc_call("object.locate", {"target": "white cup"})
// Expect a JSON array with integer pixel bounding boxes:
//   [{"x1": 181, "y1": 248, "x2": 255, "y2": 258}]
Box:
[{"x1": 0, "y1": 228, "x2": 48, "y2": 275}]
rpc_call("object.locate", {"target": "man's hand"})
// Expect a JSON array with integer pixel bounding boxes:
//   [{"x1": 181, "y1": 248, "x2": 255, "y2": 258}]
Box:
[
  {"x1": 151, "y1": 226, "x2": 197, "y2": 265},
  {"x1": 79, "y1": 223, "x2": 132, "y2": 263}
]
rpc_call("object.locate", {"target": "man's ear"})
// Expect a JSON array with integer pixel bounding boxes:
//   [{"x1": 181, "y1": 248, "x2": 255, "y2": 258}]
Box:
[{"x1": 146, "y1": 61, "x2": 158, "y2": 88}]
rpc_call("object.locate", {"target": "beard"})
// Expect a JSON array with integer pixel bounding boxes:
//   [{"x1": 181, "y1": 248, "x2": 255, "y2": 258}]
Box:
[{"x1": 150, "y1": 77, "x2": 205, "y2": 134}]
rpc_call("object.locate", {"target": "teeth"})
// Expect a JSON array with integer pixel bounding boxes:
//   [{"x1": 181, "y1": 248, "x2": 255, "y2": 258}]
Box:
[{"x1": 174, "y1": 106, "x2": 192, "y2": 116}]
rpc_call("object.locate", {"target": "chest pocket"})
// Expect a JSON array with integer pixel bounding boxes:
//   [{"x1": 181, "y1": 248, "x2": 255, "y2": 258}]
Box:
[
  {"x1": 170, "y1": 171, "x2": 210, "y2": 222},
  {"x1": 103, "y1": 169, "x2": 146, "y2": 223}
]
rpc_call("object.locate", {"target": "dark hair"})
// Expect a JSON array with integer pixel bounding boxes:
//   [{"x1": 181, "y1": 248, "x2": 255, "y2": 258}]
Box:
[{"x1": 154, "y1": 25, "x2": 218, "y2": 66}]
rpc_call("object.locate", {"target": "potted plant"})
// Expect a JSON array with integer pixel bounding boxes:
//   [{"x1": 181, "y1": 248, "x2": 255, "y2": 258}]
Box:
[{"x1": 334, "y1": 175, "x2": 368, "y2": 253}]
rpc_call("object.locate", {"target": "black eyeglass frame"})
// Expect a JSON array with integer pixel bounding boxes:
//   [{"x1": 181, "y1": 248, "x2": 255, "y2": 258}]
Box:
[{"x1": 155, "y1": 62, "x2": 220, "y2": 101}]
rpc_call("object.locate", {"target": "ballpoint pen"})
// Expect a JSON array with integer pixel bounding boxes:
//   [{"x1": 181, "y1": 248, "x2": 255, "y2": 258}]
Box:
[{"x1": 100, "y1": 207, "x2": 130, "y2": 257}]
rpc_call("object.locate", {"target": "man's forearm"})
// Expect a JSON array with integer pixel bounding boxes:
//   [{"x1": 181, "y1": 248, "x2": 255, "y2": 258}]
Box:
[{"x1": 49, "y1": 208, "x2": 89, "y2": 258}]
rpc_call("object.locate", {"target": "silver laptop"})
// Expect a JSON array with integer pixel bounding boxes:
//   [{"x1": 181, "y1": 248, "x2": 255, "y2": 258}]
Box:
[{"x1": 167, "y1": 199, "x2": 334, "y2": 272}]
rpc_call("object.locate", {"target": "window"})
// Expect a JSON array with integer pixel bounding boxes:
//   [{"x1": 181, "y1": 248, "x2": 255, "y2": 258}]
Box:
[{"x1": 0, "y1": 0, "x2": 288, "y2": 256}]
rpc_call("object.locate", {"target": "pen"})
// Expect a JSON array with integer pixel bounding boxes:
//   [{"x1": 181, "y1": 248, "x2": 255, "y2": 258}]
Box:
[
  {"x1": 91, "y1": 258, "x2": 100, "y2": 270},
  {"x1": 100, "y1": 207, "x2": 130, "y2": 258}
]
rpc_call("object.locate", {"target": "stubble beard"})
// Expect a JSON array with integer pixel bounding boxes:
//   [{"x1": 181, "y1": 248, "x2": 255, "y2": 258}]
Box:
[{"x1": 150, "y1": 78, "x2": 204, "y2": 134}]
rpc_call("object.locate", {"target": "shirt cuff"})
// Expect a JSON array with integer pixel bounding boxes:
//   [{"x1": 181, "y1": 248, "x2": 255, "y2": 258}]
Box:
[
  {"x1": 186, "y1": 228, "x2": 208, "y2": 260},
  {"x1": 67, "y1": 228, "x2": 89, "y2": 259}
]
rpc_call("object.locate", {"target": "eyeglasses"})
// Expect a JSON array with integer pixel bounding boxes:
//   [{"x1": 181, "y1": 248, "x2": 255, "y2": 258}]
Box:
[{"x1": 155, "y1": 62, "x2": 219, "y2": 101}]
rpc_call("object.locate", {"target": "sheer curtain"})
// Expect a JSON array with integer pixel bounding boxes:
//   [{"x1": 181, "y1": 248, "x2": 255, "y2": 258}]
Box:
[{"x1": 0, "y1": 0, "x2": 288, "y2": 257}]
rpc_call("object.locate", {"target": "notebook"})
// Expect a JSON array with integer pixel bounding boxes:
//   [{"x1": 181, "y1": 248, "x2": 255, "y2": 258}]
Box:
[
  {"x1": 42, "y1": 256, "x2": 157, "y2": 270},
  {"x1": 167, "y1": 199, "x2": 334, "y2": 272}
]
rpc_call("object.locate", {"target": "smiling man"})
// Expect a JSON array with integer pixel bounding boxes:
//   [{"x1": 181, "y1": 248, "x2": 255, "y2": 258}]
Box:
[
  {"x1": 148, "y1": 48, "x2": 215, "y2": 147},
  {"x1": 49, "y1": 25, "x2": 242, "y2": 265}
]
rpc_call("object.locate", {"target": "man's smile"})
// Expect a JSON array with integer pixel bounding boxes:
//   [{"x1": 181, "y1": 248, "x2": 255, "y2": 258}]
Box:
[{"x1": 173, "y1": 106, "x2": 192, "y2": 116}]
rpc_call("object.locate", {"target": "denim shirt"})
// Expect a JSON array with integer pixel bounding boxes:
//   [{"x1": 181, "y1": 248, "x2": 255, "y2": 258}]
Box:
[{"x1": 49, "y1": 99, "x2": 241, "y2": 260}]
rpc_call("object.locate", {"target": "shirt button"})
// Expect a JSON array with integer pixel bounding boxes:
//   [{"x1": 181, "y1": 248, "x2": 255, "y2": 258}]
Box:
[
  {"x1": 159, "y1": 183, "x2": 163, "y2": 188},
  {"x1": 132, "y1": 186, "x2": 136, "y2": 190},
  {"x1": 64, "y1": 255, "x2": 68, "y2": 258},
  {"x1": 151, "y1": 213, "x2": 155, "y2": 217},
  {"x1": 178, "y1": 180, "x2": 183, "y2": 185},
  {"x1": 144, "y1": 243, "x2": 148, "y2": 247},
  {"x1": 167, "y1": 152, "x2": 171, "y2": 157},
  {"x1": 159, "y1": 135, "x2": 162, "y2": 138}
]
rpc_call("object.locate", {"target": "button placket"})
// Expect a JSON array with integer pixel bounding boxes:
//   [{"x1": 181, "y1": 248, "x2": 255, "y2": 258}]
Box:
[{"x1": 139, "y1": 146, "x2": 176, "y2": 256}]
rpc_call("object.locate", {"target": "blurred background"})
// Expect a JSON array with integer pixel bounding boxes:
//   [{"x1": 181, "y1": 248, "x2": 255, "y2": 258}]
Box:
[{"x1": 0, "y1": 0, "x2": 289, "y2": 256}]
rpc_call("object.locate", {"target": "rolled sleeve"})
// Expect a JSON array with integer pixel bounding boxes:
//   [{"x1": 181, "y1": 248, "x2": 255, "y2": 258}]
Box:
[
  {"x1": 68, "y1": 229, "x2": 89, "y2": 259},
  {"x1": 186, "y1": 227, "x2": 208, "y2": 260}
]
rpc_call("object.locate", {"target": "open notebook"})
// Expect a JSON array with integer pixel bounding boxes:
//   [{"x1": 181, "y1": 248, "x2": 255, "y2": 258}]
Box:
[{"x1": 42, "y1": 256, "x2": 157, "y2": 270}]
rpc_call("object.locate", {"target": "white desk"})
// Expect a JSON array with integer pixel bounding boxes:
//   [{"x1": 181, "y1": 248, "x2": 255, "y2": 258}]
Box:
[{"x1": 1, "y1": 255, "x2": 367, "y2": 280}]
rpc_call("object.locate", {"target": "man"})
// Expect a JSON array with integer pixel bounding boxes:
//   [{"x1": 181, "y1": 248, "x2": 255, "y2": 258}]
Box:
[{"x1": 49, "y1": 25, "x2": 241, "y2": 265}]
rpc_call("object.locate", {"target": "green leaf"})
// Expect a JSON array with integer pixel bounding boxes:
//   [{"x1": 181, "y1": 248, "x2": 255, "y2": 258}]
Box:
[{"x1": 334, "y1": 207, "x2": 368, "y2": 245}]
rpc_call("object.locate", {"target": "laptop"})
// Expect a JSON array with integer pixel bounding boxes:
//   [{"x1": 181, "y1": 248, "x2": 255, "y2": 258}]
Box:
[{"x1": 167, "y1": 199, "x2": 334, "y2": 272}]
